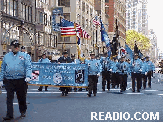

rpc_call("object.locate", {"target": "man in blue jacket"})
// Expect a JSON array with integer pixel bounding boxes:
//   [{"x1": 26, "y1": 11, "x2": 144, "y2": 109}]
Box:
[
  {"x1": 118, "y1": 56, "x2": 129, "y2": 92},
  {"x1": 100, "y1": 53, "x2": 110, "y2": 91},
  {"x1": 38, "y1": 53, "x2": 51, "y2": 91},
  {"x1": 85, "y1": 53, "x2": 102, "y2": 97},
  {"x1": 110, "y1": 57, "x2": 119, "y2": 88},
  {"x1": 131, "y1": 53, "x2": 143, "y2": 92},
  {"x1": 145, "y1": 56, "x2": 155, "y2": 88},
  {"x1": 0, "y1": 40, "x2": 32, "y2": 120},
  {"x1": 141, "y1": 58, "x2": 148, "y2": 89}
]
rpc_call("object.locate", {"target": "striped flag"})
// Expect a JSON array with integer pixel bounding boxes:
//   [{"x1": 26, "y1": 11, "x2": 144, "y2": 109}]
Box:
[
  {"x1": 93, "y1": 16, "x2": 101, "y2": 26},
  {"x1": 60, "y1": 18, "x2": 76, "y2": 37},
  {"x1": 75, "y1": 23, "x2": 91, "y2": 39}
]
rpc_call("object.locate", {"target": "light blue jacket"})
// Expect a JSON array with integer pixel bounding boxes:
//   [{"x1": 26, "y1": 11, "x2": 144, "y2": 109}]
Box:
[
  {"x1": 38, "y1": 58, "x2": 51, "y2": 63},
  {"x1": 0, "y1": 51, "x2": 32, "y2": 80},
  {"x1": 127, "y1": 62, "x2": 132, "y2": 74},
  {"x1": 145, "y1": 60, "x2": 155, "y2": 72},
  {"x1": 100, "y1": 57, "x2": 111, "y2": 71},
  {"x1": 130, "y1": 59, "x2": 142, "y2": 73},
  {"x1": 110, "y1": 61, "x2": 119, "y2": 73},
  {"x1": 117, "y1": 61, "x2": 129, "y2": 75},
  {"x1": 85, "y1": 59, "x2": 102, "y2": 75},
  {"x1": 141, "y1": 61, "x2": 149, "y2": 74}
]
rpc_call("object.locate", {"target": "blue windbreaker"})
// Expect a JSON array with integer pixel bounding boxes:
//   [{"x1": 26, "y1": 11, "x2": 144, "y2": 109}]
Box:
[
  {"x1": 141, "y1": 61, "x2": 149, "y2": 74},
  {"x1": 110, "y1": 61, "x2": 119, "y2": 73},
  {"x1": 117, "y1": 61, "x2": 129, "y2": 75},
  {"x1": 85, "y1": 59, "x2": 102, "y2": 75},
  {"x1": 145, "y1": 60, "x2": 155, "y2": 72},
  {"x1": 130, "y1": 59, "x2": 142, "y2": 73},
  {"x1": 0, "y1": 51, "x2": 32, "y2": 80}
]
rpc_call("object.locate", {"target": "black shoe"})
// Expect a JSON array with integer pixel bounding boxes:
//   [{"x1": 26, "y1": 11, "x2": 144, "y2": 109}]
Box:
[
  {"x1": 102, "y1": 89, "x2": 105, "y2": 91},
  {"x1": 78, "y1": 88, "x2": 82, "y2": 91},
  {"x1": 38, "y1": 89, "x2": 42, "y2": 91},
  {"x1": 137, "y1": 90, "x2": 140, "y2": 92},
  {"x1": 87, "y1": 94, "x2": 91, "y2": 97},
  {"x1": 21, "y1": 112, "x2": 26, "y2": 117},
  {"x1": 132, "y1": 90, "x2": 135, "y2": 92},
  {"x1": 62, "y1": 92, "x2": 64, "y2": 96},
  {"x1": 3, "y1": 116, "x2": 14, "y2": 120},
  {"x1": 45, "y1": 89, "x2": 48, "y2": 91},
  {"x1": 94, "y1": 94, "x2": 96, "y2": 96},
  {"x1": 65, "y1": 93, "x2": 68, "y2": 96}
]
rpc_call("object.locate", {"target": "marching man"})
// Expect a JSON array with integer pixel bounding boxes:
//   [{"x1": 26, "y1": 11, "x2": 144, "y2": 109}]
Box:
[
  {"x1": 0, "y1": 40, "x2": 32, "y2": 120},
  {"x1": 131, "y1": 53, "x2": 143, "y2": 92},
  {"x1": 117, "y1": 56, "x2": 129, "y2": 92},
  {"x1": 85, "y1": 53, "x2": 102, "y2": 97},
  {"x1": 100, "y1": 53, "x2": 111, "y2": 91},
  {"x1": 145, "y1": 56, "x2": 155, "y2": 88}
]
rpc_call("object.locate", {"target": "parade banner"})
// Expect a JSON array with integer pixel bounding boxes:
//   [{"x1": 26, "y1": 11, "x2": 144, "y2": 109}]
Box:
[{"x1": 29, "y1": 63, "x2": 88, "y2": 87}]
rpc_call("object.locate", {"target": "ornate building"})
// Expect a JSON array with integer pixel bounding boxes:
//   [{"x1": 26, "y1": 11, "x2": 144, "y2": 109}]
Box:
[{"x1": 0, "y1": 0, "x2": 36, "y2": 60}]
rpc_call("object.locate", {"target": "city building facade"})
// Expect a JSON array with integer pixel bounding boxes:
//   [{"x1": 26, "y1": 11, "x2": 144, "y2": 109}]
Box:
[
  {"x1": 147, "y1": 29, "x2": 158, "y2": 63},
  {"x1": 126, "y1": 0, "x2": 148, "y2": 36},
  {"x1": 0, "y1": 0, "x2": 36, "y2": 59},
  {"x1": 106, "y1": 0, "x2": 126, "y2": 47},
  {"x1": 35, "y1": 0, "x2": 58, "y2": 61}
]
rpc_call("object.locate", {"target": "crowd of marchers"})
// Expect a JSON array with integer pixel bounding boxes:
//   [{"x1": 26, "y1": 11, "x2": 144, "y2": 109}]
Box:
[{"x1": 0, "y1": 40, "x2": 155, "y2": 120}]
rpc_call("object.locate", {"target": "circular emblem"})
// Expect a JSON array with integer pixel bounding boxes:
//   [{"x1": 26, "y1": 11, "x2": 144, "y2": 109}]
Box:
[{"x1": 53, "y1": 73, "x2": 62, "y2": 84}]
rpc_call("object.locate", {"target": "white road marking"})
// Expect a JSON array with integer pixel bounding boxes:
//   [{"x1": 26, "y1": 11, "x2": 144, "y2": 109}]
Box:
[
  {"x1": 158, "y1": 94, "x2": 163, "y2": 96},
  {"x1": 124, "y1": 93, "x2": 144, "y2": 95},
  {"x1": 13, "y1": 103, "x2": 18, "y2": 105},
  {"x1": 144, "y1": 90, "x2": 158, "y2": 91}
]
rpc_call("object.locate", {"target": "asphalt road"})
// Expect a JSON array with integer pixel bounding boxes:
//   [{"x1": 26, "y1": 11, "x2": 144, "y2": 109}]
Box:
[{"x1": 0, "y1": 73, "x2": 163, "y2": 122}]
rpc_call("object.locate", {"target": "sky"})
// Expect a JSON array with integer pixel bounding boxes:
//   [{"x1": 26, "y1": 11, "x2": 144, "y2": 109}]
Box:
[{"x1": 147, "y1": 0, "x2": 163, "y2": 53}]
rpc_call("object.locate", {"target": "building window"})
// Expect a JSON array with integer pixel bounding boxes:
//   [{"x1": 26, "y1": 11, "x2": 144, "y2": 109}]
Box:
[
  {"x1": 82, "y1": 16, "x2": 85, "y2": 28},
  {"x1": 3, "y1": 0, "x2": 18, "y2": 16},
  {"x1": 105, "y1": 0, "x2": 109, "y2": 2},
  {"x1": 44, "y1": 14, "x2": 47, "y2": 25},
  {"x1": 90, "y1": 8, "x2": 93, "y2": 17},
  {"x1": 64, "y1": 37, "x2": 70, "y2": 42},
  {"x1": 39, "y1": 12, "x2": 43, "y2": 24},
  {"x1": 82, "y1": 1, "x2": 85, "y2": 12},
  {"x1": 13, "y1": 0, "x2": 17, "y2": 16},
  {"x1": 86, "y1": 4, "x2": 89, "y2": 14},
  {"x1": 29, "y1": 7, "x2": 32, "y2": 22},
  {"x1": 63, "y1": 13, "x2": 70, "y2": 20},
  {"x1": 58, "y1": 0, "x2": 70, "y2": 7},
  {"x1": 21, "y1": 4, "x2": 26, "y2": 19}
]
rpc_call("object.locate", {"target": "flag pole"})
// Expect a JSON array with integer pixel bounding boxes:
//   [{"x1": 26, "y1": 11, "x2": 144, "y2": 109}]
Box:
[{"x1": 74, "y1": 23, "x2": 79, "y2": 59}]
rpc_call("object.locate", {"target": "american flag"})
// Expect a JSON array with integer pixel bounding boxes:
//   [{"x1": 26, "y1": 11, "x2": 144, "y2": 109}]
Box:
[
  {"x1": 93, "y1": 16, "x2": 101, "y2": 26},
  {"x1": 75, "y1": 23, "x2": 91, "y2": 39},
  {"x1": 60, "y1": 18, "x2": 76, "y2": 37}
]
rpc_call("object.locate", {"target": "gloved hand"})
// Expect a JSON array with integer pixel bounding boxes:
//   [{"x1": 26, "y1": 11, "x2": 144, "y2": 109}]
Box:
[
  {"x1": 145, "y1": 72, "x2": 147, "y2": 75},
  {"x1": 97, "y1": 73, "x2": 100, "y2": 77},
  {"x1": 109, "y1": 69, "x2": 112, "y2": 72},
  {"x1": 0, "y1": 81, "x2": 3, "y2": 88},
  {"x1": 25, "y1": 77, "x2": 31, "y2": 83}
]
